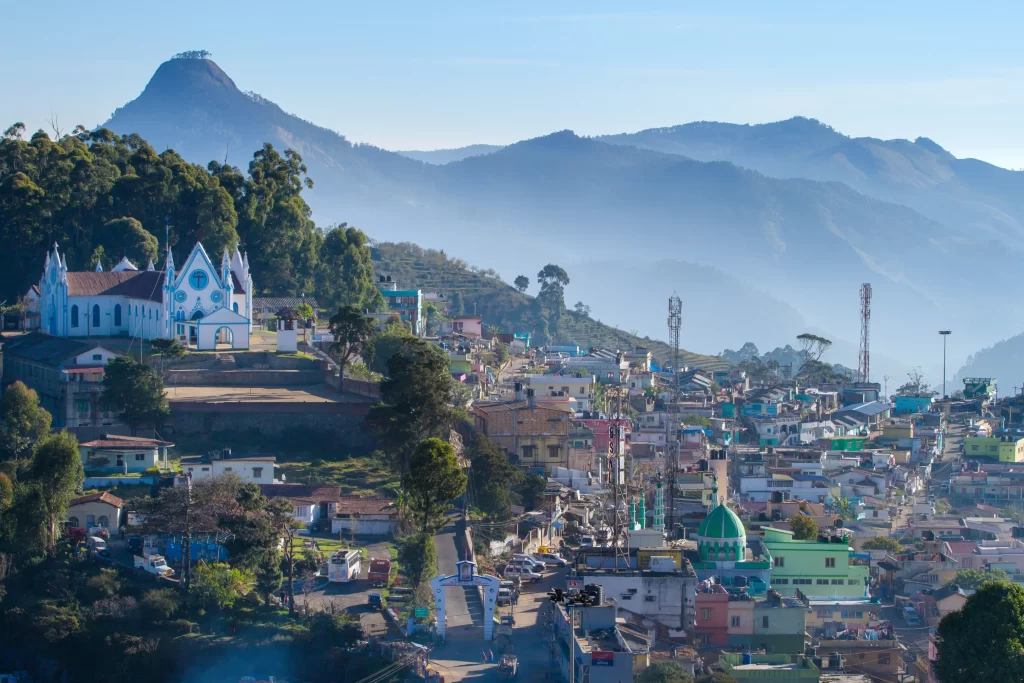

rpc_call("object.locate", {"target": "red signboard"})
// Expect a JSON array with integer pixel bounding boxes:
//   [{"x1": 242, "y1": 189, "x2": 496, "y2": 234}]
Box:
[{"x1": 592, "y1": 651, "x2": 614, "y2": 667}]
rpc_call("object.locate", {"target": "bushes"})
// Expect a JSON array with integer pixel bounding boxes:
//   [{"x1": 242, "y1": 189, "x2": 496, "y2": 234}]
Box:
[
  {"x1": 398, "y1": 533, "x2": 437, "y2": 586},
  {"x1": 140, "y1": 588, "x2": 182, "y2": 621}
]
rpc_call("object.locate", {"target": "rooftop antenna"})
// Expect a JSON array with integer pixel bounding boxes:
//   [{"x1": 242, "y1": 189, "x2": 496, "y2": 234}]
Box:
[{"x1": 858, "y1": 283, "x2": 872, "y2": 383}]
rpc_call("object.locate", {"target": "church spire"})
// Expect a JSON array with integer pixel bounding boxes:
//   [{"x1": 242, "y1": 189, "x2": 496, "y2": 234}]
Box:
[
  {"x1": 94, "y1": 259, "x2": 103, "y2": 272},
  {"x1": 147, "y1": 259, "x2": 155, "y2": 272}
]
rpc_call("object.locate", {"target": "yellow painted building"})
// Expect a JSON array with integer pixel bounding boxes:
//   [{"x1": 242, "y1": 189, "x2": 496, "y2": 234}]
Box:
[{"x1": 805, "y1": 600, "x2": 879, "y2": 630}]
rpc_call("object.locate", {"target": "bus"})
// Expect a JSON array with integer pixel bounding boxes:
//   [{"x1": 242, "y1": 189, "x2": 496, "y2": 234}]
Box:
[{"x1": 328, "y1": 549, "x2": 362, "y2": 583}]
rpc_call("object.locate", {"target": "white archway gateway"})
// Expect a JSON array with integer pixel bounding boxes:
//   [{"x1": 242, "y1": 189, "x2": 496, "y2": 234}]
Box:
[{"x1": 431, "y1": 560, "x2": 501, "y2": 641}]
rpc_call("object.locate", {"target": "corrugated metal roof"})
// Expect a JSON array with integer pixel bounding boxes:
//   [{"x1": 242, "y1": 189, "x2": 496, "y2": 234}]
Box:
[{"x1": 66, "y1": 270, "x2": 164, "y2": 302}]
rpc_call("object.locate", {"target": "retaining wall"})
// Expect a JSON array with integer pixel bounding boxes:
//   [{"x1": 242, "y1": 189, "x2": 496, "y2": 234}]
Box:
[{"x1": 169, "y1": 400, "x2": 376, "y2": 447}]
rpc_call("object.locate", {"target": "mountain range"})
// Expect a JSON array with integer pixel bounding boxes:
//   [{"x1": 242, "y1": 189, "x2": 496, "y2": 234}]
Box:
[{"x1": 103, "y1": 56, "x2": 1024, "y2": 379}]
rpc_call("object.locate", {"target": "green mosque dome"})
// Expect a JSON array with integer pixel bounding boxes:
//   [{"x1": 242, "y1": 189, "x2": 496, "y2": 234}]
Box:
[{"x1": 697, "y1": 501, "x2": 745, "y2": 541}]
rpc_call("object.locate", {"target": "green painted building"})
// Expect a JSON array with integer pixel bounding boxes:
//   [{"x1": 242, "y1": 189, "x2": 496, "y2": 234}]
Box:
[
  {"x1": 816, "y1": 436, "x2": 867, "y2": 452},
  {"x1": 763, "y1": 527, "x2": 869, "y2": 600}
]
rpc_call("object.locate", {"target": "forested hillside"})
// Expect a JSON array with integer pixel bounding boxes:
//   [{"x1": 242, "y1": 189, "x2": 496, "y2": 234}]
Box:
[
  {"x1": 371, "y1": 242, "x2": 730, "y2": 370},
  {"x1": 0, "y1": 125, "x2": 382, "y2": 315}
]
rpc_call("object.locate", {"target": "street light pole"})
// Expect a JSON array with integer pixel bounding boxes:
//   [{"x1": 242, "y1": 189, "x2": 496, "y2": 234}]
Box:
[{"x1": 939, "y1": 331, "x2": 952, "y2": 398}]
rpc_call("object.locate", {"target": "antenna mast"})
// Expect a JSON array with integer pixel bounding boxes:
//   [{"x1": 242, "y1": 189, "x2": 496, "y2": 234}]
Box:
[
  {"x1": 858, "y1": 283, "x2": 872, "y2": 383},
  {"x1": 666, "y1": 295, "x2": 683, "y2": 538}
]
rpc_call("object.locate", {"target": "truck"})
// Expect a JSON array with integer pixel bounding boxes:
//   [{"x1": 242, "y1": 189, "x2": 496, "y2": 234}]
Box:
[
  {"x1": 367, "y1": 558, "x2": 392, "y2": 587},
  {"x1": 134, "y1": 554, "x2": 174, "y2": 577},
  {"x1": 902, "y1": 604, "x2": 920, "y2": 626}
]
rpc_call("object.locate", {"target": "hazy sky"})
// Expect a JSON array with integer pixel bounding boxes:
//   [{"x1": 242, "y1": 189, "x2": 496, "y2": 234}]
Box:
[{"x1": 4, "y1": 1, "x2": 1023, "y2": 167}]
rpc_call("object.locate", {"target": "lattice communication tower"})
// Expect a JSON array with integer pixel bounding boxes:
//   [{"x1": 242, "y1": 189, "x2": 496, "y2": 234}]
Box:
[{"x1": 858, "y1": 283, "x2": 872, "y2": 383}]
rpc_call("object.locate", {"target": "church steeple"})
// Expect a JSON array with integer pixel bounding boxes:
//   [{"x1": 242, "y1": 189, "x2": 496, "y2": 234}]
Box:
[{"x1": 94, "y1": 259, "x2": 103, "y2": 272}]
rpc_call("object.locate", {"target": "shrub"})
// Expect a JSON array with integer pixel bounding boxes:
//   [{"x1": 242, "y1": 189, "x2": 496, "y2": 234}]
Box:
[{"x1": 140, "y1": 588, "x2": 181, "y2": 621}]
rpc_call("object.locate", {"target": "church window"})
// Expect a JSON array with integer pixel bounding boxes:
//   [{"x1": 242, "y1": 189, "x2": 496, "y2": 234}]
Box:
[
  {"x1": 92, "y1": 304, "x2": 100, "y2": 328},
  {"x1": 71, "y1": 305, "x2": 79, "y2": 327},
  {"x1": 190, "y1": 270, "x2": 209, "y2": 290},
  {"x1": 233, "y1": 302, "x2": 239, "y2": 313},
  {"x1": 114, "y1": 304, "x2": 121, "y2": 326}
]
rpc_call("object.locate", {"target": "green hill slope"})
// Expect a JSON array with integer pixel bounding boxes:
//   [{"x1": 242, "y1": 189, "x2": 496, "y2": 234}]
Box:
[{"x1": 371, "y1": 241, "x2": 730, "y2": 371}]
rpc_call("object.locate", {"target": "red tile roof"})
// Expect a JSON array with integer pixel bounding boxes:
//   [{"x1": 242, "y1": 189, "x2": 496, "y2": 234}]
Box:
[
  {"x1": 335, "y1": 497, "x2": 398, "y2": 517},
  {"x1": 259, "y1": 484, "x2": 342, "y2": 504},
  {"x1": 66, "y1": 271, "x2": 164, "y2": 302},
  {"x1": 945, "y1": 541, "x2": 978, "y2": 555},
  {"x1": 80, "y1": 434, "x2": 174, "y2": 449},
  {"x1": 70, "y1": 492, "x2": 124, "y2": 508}
]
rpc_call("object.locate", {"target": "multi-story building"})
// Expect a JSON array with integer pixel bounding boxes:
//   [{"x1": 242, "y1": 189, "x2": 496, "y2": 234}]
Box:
[
  {"x1": 762, "y1": 527, "x2": 870, "y2": 600},
  {"x1": 471, "y1": 391, "x2": 572, "y2": 474},
  {"x1": 551, "y1": 603, "x2": 652, "y2": 683},
  {"x1": 524, "y1": 373, "x2": 596, "y2": 412},
  {"x1": 950, "y1": 468, "x2": 1024, "y2": 505},
  {"x1": 2, "y1": 332, "x2": 120, "y2": 430},
  {"x1": 964, "y1": 433, "x2": 1024, "y2": 462},
  {"x1": 694, "y1": 583, "x2": 730, "y2": 647},
  {"x1": 375, "y1": 275, "x2": 424, "y2": 336}
]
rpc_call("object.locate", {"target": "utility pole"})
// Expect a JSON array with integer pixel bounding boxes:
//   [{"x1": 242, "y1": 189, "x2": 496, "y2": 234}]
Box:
[
  {"x1": 939, "y1": 331, "x2": 952, "y2": 398},
  {"x1": 183, "y1": 470, "x2": 193, "y2": 592}
]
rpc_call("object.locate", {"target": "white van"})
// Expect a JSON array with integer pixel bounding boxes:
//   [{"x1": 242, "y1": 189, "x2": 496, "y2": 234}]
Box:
[
  {"x1": 512, "y1": 554, "x2": 546, "y2": 570},
  {"x1": 503, "y1": 565, "x2": 542, "y2": 583}
]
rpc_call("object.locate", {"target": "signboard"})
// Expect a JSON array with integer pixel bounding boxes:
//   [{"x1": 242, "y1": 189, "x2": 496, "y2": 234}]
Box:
[
  {"x1": 414, "y1": 607, "x2": 428, "y2": 618},
  {"x1": 592, "y1": 651, "x2": 614, "y2": 667}
]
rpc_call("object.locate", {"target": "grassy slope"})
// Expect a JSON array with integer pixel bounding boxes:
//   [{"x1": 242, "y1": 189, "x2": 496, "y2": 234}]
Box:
[{"x1": 371, "y1": 241, "x2": 730, "y2": 372}]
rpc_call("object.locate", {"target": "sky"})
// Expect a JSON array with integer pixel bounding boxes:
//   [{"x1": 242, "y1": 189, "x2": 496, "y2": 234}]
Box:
[{"x1": 3, "y1": 1, "x2": 1024, "y2": 167}]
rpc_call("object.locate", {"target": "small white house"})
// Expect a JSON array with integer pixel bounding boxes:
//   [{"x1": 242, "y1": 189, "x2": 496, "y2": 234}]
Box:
[
  {"x1": 260, "y1": 484, "x2": 341, "y2": 527},
  {"x1": 331, "y1": 497, "x2": 400, "y2": 537},
  {"x1": 79, "y1": 434, "x2": 174, "y2": 473},
  {"x1": 180, "y1": 452, "x2": 277, "y2": 484}
]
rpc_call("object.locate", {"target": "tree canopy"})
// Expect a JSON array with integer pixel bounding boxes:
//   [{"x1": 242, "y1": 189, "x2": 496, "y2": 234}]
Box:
[
  {"x1": 404, "y1": 438, "x2": 467, "y2": 535},
  {"x1": 0, "y1": 380, "x2": 51, "y2": 460},
  {"x1": 860, "y1": 536, "x2": 904, "y2": 553},
  {"x1": 953, "y1": 568, "x2": 1009, "y2": 590},
  {"x1": 936, "y1": 579, "x2": 1024, "y2": 682},
  {"x1": 100, "y1": 356, "x2": 170, "y2": 434},
  {"x1": 366, "y1": 337, "x2": 454, "y2": 475},
  {"x1": 329, "y1": 305, "x2": 375, "y2": 387},
  {"x1": 788, "y1": 514, "x2": 818, "y2": 540},
  {"x1": 316, "y1": 224, "x2": 383, "y2": 312}
]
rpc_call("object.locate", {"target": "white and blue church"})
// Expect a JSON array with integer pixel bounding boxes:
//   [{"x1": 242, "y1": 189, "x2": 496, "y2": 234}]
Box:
[{"x1": 38, "y1": 241, "x2": 254, "y2": 350}]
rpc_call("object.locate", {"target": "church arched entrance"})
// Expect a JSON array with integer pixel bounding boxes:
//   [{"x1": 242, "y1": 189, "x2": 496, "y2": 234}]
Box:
[
  {"x1": 215, "y1": 326, "x2": 234, "y2": 348},
  {"x1": 431, "y1": 561, "x2": 501, "y2": 641}
]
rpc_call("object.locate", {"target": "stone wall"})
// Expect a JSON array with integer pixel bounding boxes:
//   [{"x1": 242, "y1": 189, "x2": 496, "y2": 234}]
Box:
[
  {"x1": 169, "y1": 400, "x2": 375, "y2": 447},
  {"x1": 324, "y1": 372, "x2": 381, "y2": 399}
]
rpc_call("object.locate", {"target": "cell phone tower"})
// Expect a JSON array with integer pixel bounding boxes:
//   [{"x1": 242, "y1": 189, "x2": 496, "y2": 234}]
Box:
[
  {"x1": 668, "y1": 295, "x2": 682, "y2": 387},
  {"x1": 858, "y1": 283, "x2": 872, "y2": 383}
]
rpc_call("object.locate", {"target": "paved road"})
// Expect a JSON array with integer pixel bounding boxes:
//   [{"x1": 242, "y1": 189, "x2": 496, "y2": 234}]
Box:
[
  {"x1": 300, "y1": 540, "x2": 393, "y2": 637},
  {"x1": 430, "y1": 521, "x2": 565, "y2": 682}
]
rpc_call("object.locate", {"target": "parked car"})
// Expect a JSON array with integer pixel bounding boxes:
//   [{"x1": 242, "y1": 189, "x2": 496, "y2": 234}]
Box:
[
  {"x1": 537, "y1": 553, "x2": 568, "y2": 567},
  {"x1": 580, "y1": 536, "x2": 596, "y2": 549},
  {"x1": 512, "y1": 554, "x2": 546, "y2": 570},
  {"x1": 503, "y1": 566, "x2": 542, "y2": 583},
  {"x1": 497, "y1": 587, "x2": 513, "y2": 606}
]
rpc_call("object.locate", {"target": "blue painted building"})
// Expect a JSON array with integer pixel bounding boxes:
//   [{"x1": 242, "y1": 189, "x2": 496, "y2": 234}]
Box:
[{"x1": 894, "y1": 396, "x2": 934, "y2": 415}]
